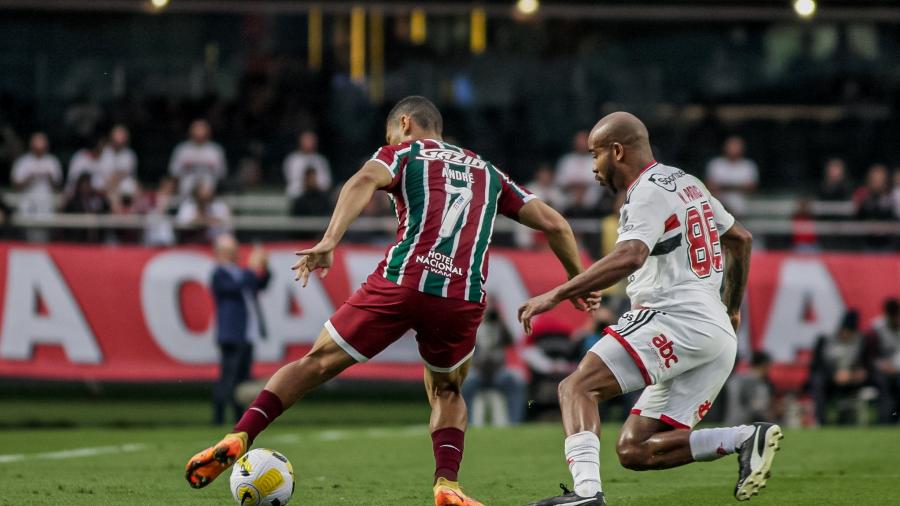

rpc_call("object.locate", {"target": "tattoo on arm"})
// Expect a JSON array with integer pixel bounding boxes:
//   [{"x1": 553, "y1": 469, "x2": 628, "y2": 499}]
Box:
[{"x1": 721, "y1": 232, "x2": 751, "y2": 315}]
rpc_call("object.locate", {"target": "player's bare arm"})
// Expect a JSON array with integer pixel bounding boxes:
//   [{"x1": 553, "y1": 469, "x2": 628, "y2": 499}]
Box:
[
  {"x1": 719, "y1": 221, "x2": 753, "y2": 331},
  {"x1": 517, "y1": 239, "x2": 648, "y2": 333},
  {"x1": 292, "y1": 160, "x2": 392, "y2": 286},
  {"x1": 517, "y1": 199, "x2": 599, "y2": 311}
]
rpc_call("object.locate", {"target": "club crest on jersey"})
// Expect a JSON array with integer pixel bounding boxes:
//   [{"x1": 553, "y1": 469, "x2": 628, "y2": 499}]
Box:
[
  {"x1": 648, "y1": 170, "x2": 685, "y2": 192},
  {"x1": 417, "y1": 148, "x2": 487, "y2": 170}
]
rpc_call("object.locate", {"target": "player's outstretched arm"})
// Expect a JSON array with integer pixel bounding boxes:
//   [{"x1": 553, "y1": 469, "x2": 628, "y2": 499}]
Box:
[
  {"x1": 518, "y1": 239, "x2": 647, "y2": 333},
  {"x1": 292, "y1": 161, "x2": 392, "y2": 286},
  {"x1": 517, "y1": 199, "x2": 583, "y2": 279},
  {"x1": 719, "y1": 221, "x2": 753, "y2": 331}
]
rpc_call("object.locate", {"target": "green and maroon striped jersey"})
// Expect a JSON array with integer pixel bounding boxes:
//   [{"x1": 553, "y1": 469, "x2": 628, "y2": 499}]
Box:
[{"x1": 370, "y1": 139, "x2": 535, "y2": 303}]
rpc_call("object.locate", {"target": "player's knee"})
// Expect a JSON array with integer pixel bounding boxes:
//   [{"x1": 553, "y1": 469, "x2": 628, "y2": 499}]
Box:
[
  {"x1": 615, "y1": 441, "x2": 650, "y2": 471},
  {"x1": 557, "y1": 374, "x2": 581, "y2": 405},
  {"x1": 430, "y1": 372, "x2": 463, "y2": 397}
]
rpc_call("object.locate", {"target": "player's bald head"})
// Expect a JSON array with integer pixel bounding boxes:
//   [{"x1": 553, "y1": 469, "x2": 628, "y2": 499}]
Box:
[
  {"x1": 589, "y1": 111, "x2": 650, "y2": 150},
  {"x1": 386, "y1": 96, "x2": 443, "y2": 135}
]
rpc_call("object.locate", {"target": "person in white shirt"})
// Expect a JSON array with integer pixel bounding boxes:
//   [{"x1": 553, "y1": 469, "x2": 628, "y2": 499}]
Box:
[
  {"x1": 176, "y1": 183, "x2": 232, "y2": 243},
  {"x1": 66, "y1": 136, "x2": 106, "y2": 194},
  {"x1": 100, "y1": 124, "x2": 138, "y2": 195},
  {"x1": 169, "y1": 119, "x2": 227, "y2": 198},
  {"x1": 12, "y1": 132, "x2": 62, "y2": 220},
  {"x1": 556, "y1": 130, "x2": 602, "y2": 208},
  {"x1": 283, "y1": 130, "x2": 332, "y2": 199},
  {"x1": 705, "y1": 136, "x2": 758, "y2": 217}
]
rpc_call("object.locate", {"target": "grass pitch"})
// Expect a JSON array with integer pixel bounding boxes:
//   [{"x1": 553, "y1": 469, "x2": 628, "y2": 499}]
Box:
[{"x1": 1, "y1": 401, "x2": 897, "y2": 505}]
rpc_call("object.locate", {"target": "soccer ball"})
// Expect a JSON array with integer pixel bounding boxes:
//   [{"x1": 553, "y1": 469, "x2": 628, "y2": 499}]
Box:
[{"x1": 230, "y1": 448, "x2": 296, "y2": 506}]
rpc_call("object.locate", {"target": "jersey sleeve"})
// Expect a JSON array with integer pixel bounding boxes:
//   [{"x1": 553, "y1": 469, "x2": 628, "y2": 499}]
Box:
[
  {"x1": 708, "y1": 194, "x2": 736, "y2": 233},
  {"x1": 370, "y1": 143, "x2": 410, "y2": 191},
  {"x1": 615, "y1": 185, "x2": 670, "y2": 251},
  {"x1": 492, "y1": 166, "x2": 537, "y2": 220}
]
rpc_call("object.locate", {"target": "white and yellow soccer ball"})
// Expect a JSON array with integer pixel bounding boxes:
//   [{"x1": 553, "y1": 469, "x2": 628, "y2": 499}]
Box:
[{"x1": 230, "y1": 448, "x2": 295, "y2": 506}]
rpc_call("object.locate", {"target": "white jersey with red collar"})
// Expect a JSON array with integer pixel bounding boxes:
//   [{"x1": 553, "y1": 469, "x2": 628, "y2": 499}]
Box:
[{"x1": 616, "y1": 161, "x2": 736, "y2": 334}]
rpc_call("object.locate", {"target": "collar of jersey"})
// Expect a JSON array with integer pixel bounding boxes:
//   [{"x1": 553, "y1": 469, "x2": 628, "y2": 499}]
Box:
[{"x1": 625, "y1": 160, "x2": 659, "y2": 196}]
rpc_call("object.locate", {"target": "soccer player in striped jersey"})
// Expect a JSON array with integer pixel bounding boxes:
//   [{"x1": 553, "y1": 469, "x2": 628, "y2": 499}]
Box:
[
  {"x1": 519, "y1": 112, "x2": 782, "y2": 505},
  {"x1": 186, "y1": 96, "x2": 594, "y2": 505}
]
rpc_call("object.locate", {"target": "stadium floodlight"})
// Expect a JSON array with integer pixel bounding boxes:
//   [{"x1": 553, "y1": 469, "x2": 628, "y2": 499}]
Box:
[
  {"x1": 516, "y1": 0, "x2": 540, "y2": 16},
  {"x1": 793, "y1": 0, "x2": 816, "y2": 18},
  {"x1": 150, "y1": 0, "x2": 170, "y2": 9}
]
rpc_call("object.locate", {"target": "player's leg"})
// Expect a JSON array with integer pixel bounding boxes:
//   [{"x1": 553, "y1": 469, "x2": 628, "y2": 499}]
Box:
[
  {"x1": 425, "y1": 360, "x2": 470, "y2": 482},
  {"x1": 416, "y1": 295, "x2": 485, "y2": 506},
  {"x1": 616, "y1": 335, "x2": 782, "y2": 501},
  {"x1": 186, "y1": 328, "x2": 356, "y2": 488}
]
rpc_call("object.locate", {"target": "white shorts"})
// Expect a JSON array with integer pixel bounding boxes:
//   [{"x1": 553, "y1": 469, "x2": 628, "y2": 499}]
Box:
[{"x1": 589, "y1": 308, "x2": 737, "y2": 429}]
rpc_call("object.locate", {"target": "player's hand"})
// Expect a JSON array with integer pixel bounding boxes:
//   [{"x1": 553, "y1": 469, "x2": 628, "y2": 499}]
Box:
[
  {"x1": 292, "y1": 239, "x2": 335, "y2": 287},
  {"x1": 518, "y1": 290, "x2": 562, "y2": 335},
  {"x1": 568, "y1": 290, "x2": 602, "y2": 312},
  {"x1": 729, "y1": 312, "x2": 741, "y2": 332}
]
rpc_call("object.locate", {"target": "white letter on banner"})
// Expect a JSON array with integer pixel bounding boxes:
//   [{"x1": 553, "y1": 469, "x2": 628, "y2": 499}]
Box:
[
  {"x1": 253, "y1": 250, "x2": 335, "y2": 361},
  {"x1": 0, "y1": 249, "x2": 102, "y2": 363},
  {"x1": 761, "y1": 258, "x2": 845, "y2": 362},
  {"x1": 141, "y1": 251, "x2": 216, "y2": 363},
  {"x1": 483, "y1": 254, "x2": 530, "y2": 341}
]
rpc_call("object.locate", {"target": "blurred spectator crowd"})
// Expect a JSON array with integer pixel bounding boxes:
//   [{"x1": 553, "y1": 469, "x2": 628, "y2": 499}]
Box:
[{"x1": 3, "y1": 121, "x2": 899, "y2": 250}]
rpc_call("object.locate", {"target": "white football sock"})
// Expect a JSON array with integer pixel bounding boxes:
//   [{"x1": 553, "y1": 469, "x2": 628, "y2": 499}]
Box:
[
  {"x1": 564, "y1": 431, "x2": 601, "y2": 497},
  {"x1": 689, "y1": 425, "x2": 755, "y2": 462}
]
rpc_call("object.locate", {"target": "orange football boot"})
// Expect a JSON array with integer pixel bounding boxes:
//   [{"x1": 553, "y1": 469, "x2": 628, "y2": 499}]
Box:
[
  {"x1": 434, "y1": 477, "x2": 484, "y2": 506},
  {"x1": 185, "y1": 431, "x2": 248, "y2": 489}
]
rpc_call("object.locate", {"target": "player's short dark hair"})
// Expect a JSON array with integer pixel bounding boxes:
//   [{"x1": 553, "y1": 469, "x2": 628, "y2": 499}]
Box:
[{"x1": 386, "y1": 96, "x2": 443, "y2": 134}]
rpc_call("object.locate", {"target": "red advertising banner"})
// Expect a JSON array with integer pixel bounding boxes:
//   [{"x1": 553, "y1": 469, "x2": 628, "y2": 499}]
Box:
[
  {"x1": 0, "y1": 243, "x2": 897, "y2": 383},
  {"x1": 0, "y1": 242, "x2": 590, "y2": 382}
]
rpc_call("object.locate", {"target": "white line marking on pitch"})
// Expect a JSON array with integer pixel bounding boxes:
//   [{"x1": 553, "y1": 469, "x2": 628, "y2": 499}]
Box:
[{"x1": 0, "y1": 443, "x2": 145, "y2": 464}]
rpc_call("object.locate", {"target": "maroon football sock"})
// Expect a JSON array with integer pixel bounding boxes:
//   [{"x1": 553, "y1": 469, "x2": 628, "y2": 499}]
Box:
[
  {"x1": 233, "y1": 389, "x2": 284, "y2": 445},
  {"x1": 432, "y1": 427, "x2": 465, "y2": 482}
]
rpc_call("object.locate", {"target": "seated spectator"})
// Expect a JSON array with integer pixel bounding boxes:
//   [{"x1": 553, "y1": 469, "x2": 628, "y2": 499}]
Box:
[
  {"x1": 817, "y1": 158, "x2": 853, "y2": 201},
  {"x1": 176, "y1": 184, "x2": 232, "y2": 243},
  {"x1": 290, "y1": 167, "x2": 331, "y2": 216},
  {"x1": 66, "y1": 135, "x2": 106, "y2": 195},
  {"x1": 143, "y1": 176, "x2": 177, "y2": 247},
  {"x1": 556, "y1": 130, "x2": 602, "y2": 210},
  {"x1": 62, "y1": 173, "x2": 110, "y2": 242},
  {"x1": 100, "y1": 124, "x2": 138, "y2": 196},
  {"x1": 892, "y1": 167, "x2": 900, "y2": 219},
  {"x1": 63, "y1": 173, "x2": 110, "y2": 214},
  {"x1": 461, "y1": 303, "x2": 527, "y2": 426},
  {"x1": 515, "y1": 163, "x2": 568, "y2": 249},
  {"x1": 791, "y1": 197, "x2": 818, "y2": 252},
  {"x1": 110, "y1": 178, "x2": 152, "y2": 244},
  {"x1": 705, "y1": 135, "x2": 758, "y2": 217},
  {"x1": 527, "y1": 163, "x2": 568, "y2": 211},
  {"x1": 284, "y1": 130, "x2": 332, "y2": 199},
  {"x1": 870, "y1": 298, "x2": 900, "y2": 424},
  {"x1": 854, "y1": 163, "x2": 894, "y2": 220},
  {"x1": 169, "y1": 119, "x2": 227, "y2": 199},
  {"x1": 725, "y1": 351, "x2": 775, "y2": 425},
  {"x1": 808, "y1": 310, "x2": 870, "y2": 425}
]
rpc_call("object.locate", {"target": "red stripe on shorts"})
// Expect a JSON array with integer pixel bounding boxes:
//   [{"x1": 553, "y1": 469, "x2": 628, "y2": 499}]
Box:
[{"x1": 604, "y1": 326, "x2": 651, "y2": 386}]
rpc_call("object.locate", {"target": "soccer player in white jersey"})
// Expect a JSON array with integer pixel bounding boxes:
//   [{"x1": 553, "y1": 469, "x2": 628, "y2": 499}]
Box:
[{"x1": 519, "y1": 112, "x2": 782, "y2": 505}]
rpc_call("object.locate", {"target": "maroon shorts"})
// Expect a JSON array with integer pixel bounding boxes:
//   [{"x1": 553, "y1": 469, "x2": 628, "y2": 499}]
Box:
[{"x1": 325, "y1": 274, "x2": 485, "y2": 372}]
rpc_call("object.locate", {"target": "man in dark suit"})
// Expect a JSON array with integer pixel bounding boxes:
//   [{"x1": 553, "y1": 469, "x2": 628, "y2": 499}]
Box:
[{"x1": 211, "y1": 234, "x2": 271, "y2": 425}]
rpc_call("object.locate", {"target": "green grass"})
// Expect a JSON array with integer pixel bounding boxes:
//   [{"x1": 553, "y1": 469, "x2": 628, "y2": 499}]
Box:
[{"x1": 0, "y1": 401, "x2": 897, "y2": 505}]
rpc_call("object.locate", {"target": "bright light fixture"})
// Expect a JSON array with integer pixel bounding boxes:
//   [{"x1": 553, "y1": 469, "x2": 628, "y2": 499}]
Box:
[
  {"x1": 793, "y1": 0, "x2": 816, "y2": 18},
  {"x1": 516, "y1": 0, "x2": 540, "y2": 16}
]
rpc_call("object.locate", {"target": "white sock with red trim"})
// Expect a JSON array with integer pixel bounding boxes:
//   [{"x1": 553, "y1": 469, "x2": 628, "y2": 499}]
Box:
[
  {"x1": 565, "y1": 431, "x2": 601, "y2": 497},
  {"x1": 689, "y1": 425, "x2": 755, "y2": 461}
]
